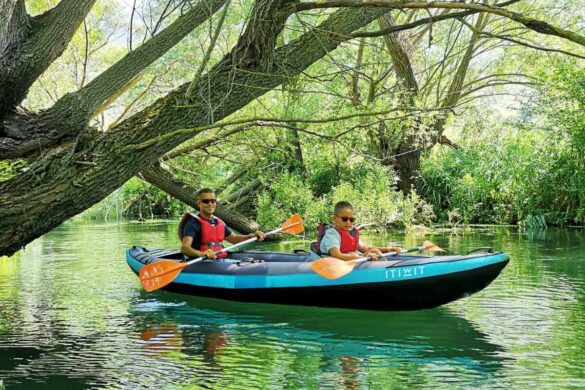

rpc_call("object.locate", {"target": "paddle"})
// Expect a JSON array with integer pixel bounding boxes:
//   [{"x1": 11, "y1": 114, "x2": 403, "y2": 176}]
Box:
[
  {"x1": 139, "y1": 214, "x2": 304, "y2": 291},
  {"x1": 311, "y1": 240, "x2": 445, "y2": 280}
]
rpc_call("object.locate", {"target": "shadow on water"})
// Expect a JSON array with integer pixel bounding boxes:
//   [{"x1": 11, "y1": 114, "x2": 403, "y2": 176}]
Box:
[
  {"x1": 141, "y1": 292, "x2": 502, "y2": 355},
  {"x1": 128, "y1": 291, "x2": 507, "y2": 387}
]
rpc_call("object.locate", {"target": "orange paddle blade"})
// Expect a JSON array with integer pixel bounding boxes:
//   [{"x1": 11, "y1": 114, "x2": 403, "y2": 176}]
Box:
[
  {"x1": 139, "y1": 260, "x2": 187, "y2": 291},
  {"x1": 422, "y1": 240, "x2": 446, "y2": 252},
  {"x1": 281, "y1": 213, "x2": 304, "y2": 235},
  {"x1": 311, "y1": 257, "x2": 356, "y2": 280}
]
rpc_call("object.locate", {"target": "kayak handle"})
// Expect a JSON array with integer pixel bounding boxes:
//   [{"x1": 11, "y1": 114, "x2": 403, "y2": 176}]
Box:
[{"x1": 466, "y1": 247, "x2": 494, "y2": 255}]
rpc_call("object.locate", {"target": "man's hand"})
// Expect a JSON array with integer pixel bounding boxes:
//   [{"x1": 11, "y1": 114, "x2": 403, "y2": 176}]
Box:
[
  {"x1": 203, "y1": 249, "x2": 216, "y2": 259},
  {"x1": 254, "y1": 230, "x2": 266, "y2": 241}
]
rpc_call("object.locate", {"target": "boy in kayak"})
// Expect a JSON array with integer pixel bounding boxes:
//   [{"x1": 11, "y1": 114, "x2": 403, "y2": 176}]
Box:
[
  {"x1": 179, "y1": 188, "x2": 265, "y2": 259},
  {"x1": 310, "y1": 201, "x2": 401, "y2": 261}
]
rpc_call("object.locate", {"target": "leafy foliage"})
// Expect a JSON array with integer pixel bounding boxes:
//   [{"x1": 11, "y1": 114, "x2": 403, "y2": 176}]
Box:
[
  {"x1": 419, "y1": 55, "x2": 585, "y2": 226},
  {"x1": 15, "y1": 1, "x2": 585, "y2": 228}
]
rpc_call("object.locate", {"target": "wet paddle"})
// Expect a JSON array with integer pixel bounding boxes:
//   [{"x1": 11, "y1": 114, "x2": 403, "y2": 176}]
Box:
[
  {"x1": 139, "y1": 214, "x2": 304, "y2": 291},
  {"x1": 311, "y1": 240, "x2": 445, "y2": 280}
]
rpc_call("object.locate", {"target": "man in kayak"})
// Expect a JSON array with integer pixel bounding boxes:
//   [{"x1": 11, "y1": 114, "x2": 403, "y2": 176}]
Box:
[
  {"x1": 179, "y1": 188, "x2": 265, "y2": 259},
  {"x1": 310, "y1": 201, "x2": 401, "y2": 261}
]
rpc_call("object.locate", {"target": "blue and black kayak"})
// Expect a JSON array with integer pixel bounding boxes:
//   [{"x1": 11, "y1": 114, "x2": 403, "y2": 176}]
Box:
[{"x1": 126, "y1": 246, "x2": 509, "y2": 311}]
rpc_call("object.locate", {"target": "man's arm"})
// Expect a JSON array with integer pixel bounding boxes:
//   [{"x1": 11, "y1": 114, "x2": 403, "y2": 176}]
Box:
[{"x1": 225, "y1": 230, "x2": 265, "y2": 244}]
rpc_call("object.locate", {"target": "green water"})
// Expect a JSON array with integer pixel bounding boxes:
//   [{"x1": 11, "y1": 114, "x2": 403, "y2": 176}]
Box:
[{"x1": 1, "y1": 221, "x2": 584, "y2": 389}]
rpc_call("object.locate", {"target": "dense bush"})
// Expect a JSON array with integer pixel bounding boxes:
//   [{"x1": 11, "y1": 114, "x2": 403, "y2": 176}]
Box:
[
  {"x1": 419, "y1": 120, "x2": 585, "y2": 226},
  {"x1": 256, "y1": 173, "x2": 329, "y2": 229},
  {"x1": 417, "y1": 57, "x2": 585, "y2": 226},
  {"x1": 257, "y1": 163, "x2": 435, "y2": 232}
]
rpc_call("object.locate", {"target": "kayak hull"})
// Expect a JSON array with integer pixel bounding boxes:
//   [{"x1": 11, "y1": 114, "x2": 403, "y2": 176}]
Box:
[{"x1": 126, "y1": 247, "x2": 509, "y2": 311}]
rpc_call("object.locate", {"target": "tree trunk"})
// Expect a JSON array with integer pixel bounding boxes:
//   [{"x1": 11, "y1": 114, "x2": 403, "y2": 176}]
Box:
[
  {"x1": 285, "y1": 124, "x2": 307, "y2": 176},
  {"x1": 0, "y1": 0, "x2": 227, "y2": 159},
  {"x1": 0, "y1": 0, "x2": 97, "y2": 120},
  {"x1": 395, "y1": 143, "x2": 421, "y2": 194},
  {"x1": 0, "y1": 7, "x2": 388, "y2": 256},
  {"x1": 138, "y1": 164, "x2": 263, "y2": 233},
  {"x1": 390, "y1": 14, "x2": 485, "y2": 194}
]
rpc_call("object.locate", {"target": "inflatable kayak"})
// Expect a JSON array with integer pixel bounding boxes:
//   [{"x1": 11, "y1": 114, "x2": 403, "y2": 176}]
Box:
[{"x1": 126, "y1": 246, "x2": 509, "y2": 311}]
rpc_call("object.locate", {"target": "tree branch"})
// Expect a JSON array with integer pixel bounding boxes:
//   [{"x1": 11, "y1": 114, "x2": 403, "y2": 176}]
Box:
[
  {"x1": 52, "y1": 0, "x2": 228, "y2": 122},
  {"x1": 133, "y1": 107, "x2": 443, "y2": 150},
  {"x1": 185, "y1": 0, "x2": 232, "y2": 101},
  {"x1": 230, "y1": 0, "x2": 291, "y2": 71},
  {"x1": 378, "y1": 13, "x2": 418, "y2": 93},
  {"x1": 0, "y1": 0, "x2": 227, "y2": 160},
  {"x1": 290, "y1": 1, "x2": 585, "y2": 48},
  {"x1": 479, "y1": 30, "x2": 585, "y2": 60},
  {"x1": 0, "y1": 7, "x2": 389, "y2": 256},
  {"x1": 165, "y1": 124, "x2": 251, "y2": 160},
  {"x1": 0, "y1": 0, "x2": 97, "y2": 118}
]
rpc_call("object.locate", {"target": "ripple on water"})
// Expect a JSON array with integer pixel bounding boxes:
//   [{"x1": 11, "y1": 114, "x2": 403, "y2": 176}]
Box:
[{"x1": 2, "y1": 224, "x2": 585, "y2": 389}]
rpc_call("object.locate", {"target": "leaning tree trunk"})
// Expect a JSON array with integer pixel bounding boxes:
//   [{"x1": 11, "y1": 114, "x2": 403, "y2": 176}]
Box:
[
  {"x1": 139, "y1": 163, "x2": 264, "y2": 233},
  {"x1": 0, "y1": 7, "x2": 389, "y2": 256}
]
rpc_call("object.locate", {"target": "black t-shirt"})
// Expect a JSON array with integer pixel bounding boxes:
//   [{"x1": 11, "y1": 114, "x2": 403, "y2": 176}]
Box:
[{"x1": 182, "y1": 215, "x2": 233, "y2": 249}]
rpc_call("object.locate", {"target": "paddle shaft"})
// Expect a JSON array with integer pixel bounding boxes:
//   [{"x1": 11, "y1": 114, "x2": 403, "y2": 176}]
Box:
[
  {"x1": 182, "y1": 222, "x2": 300, "y2": 267},
  {"x1": 352, "y1": 246, "x2": 424, "y2": 265}
]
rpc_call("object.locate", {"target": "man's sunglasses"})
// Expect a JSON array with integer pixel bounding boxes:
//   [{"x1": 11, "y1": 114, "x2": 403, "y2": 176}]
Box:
[
  {"x1": 201, "y1": 199, "x2": 217, "y2": 204},
  {"x1": 337, "y1": 216, "x2": 356, "y2": 223}
]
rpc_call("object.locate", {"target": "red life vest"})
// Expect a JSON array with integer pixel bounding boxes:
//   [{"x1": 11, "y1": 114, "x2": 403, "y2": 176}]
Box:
[
  {"x1": 178, "y1": 213, "x2": 228, "y2": 258},
  {"x1": 314, "y1": 224, "x2": 359, "y2": 255},
  {"x1": 335, "y1": 226, "x2": 359, "y2": 253}
]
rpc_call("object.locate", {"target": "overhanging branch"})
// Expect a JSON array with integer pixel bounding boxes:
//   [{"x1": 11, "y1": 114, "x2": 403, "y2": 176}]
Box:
[
  {"x1": 51, "y1": 0, "x2": 228, "y2": 124},
  {"x1": 0, "y1": 0, "x2": 227, "y2": 160},
  {"x1": 290, "y1": 1, "x2": 585, "y2": 49},
  {"x1": 0, "y1": 7, "x2": 391, "y2": 256},
  {"x1": 0, "y1": 0, "x2": 97, "y2": 118},
  {"x1": 133, "y1": 107, "x2": 448, "y2": 150}
]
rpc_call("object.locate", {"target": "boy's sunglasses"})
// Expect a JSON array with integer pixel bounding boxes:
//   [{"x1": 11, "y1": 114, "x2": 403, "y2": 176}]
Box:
[
  {"x1": 337, "y1": 216, "x2": 356, "y2": 223},
  {"x1": 201, "y1": 199, "x2": 217, "y2": 204}
]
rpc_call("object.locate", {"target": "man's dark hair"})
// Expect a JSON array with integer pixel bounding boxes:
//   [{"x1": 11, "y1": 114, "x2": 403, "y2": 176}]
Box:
[
  {"x1": 196, "y1": 188, "x2": 215, "y2": 200},
  {"x1": 334, "y1": 201, "x2": 354, "y2": 215}
]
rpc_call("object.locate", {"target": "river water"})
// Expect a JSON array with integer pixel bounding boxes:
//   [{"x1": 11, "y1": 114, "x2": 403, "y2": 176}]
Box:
[{"x1": 1, "y1": 221, "x2": 584, "y2": 389}]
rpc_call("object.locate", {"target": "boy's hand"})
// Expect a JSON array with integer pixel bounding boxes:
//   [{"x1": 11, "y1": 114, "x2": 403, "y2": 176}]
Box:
[
  {"x1": 367, "y1": 248, "x2": 382, "y2": 260},
  {"x1": 386, "y1": 247, "x2": 401, "y2": 255}
]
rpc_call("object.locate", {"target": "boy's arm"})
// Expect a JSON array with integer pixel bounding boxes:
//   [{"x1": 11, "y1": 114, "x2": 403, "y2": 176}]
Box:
[
  {"x1": 358, "y1": 243, "x2": 401, "y2": 260},
  {"x1": 328, "y1": 247, "x2": 361, "y2": 261},
  {"x1": 321, "y1": 230, "x2": 360, "y2": 261}
]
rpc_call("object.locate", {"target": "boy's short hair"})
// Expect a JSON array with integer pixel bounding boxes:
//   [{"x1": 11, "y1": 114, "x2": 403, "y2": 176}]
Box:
[
  {"x1": 334, "y1": 201, "x2": 354, "y2": 215},
  {"x1": 196, "y1": 188, "x2": 215, "y2": 200}
]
